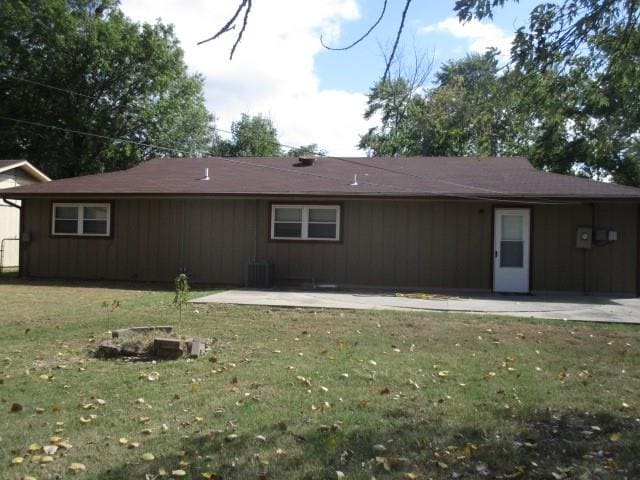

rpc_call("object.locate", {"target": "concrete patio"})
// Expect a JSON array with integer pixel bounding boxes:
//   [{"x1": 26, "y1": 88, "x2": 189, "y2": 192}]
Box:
[{"x1": 191, "y1": 289, "x2": 640, "y2": 324}]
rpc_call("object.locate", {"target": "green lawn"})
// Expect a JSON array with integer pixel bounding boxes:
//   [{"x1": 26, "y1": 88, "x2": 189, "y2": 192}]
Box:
[{"x1": 0, "y1": 280, "x2": 638, "y2": 479}]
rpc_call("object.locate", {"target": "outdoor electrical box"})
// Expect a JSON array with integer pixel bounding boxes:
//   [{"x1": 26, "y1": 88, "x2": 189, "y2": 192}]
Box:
[
  {"x1": 576, "y1": 227, "x2": 593, "y2": 249},
  {"x1": 595, "y1": 229, "x2": 608, "y2": 242}
]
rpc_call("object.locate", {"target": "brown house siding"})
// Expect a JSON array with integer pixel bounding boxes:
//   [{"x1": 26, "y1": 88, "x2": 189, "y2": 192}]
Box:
[
  {"x1": 20, "y1": 198, "x2": 638, "y2": 294},
  {"x1": 531, "y1": 203, "x2": 637, "y2": 294}
]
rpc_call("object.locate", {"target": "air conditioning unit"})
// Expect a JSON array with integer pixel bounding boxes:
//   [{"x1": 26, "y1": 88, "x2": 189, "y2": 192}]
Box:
[{"x1": 247, "y1": 261, "x2": 274, "y2": 288}]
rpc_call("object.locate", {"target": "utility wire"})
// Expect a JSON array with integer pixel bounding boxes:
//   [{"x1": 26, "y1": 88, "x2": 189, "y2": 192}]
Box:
[
  {"x1": 1, "y1": 74, "x2": 571, "y2": 205},
  {"x1": 0, "y1": 113, "x2": 567, "y2": 205}
]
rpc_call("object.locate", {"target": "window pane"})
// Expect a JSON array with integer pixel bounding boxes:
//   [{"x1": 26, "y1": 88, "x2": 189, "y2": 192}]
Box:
[
  {"x1": 55, "y1": 206, "x2": 78, "y2": 220},
  {"x1": 500, "y1": 241, "x2": 523, "y2": 267},
  {"x1": 501, "y1": 215, "x2": 523, "y2": 241},
  {"x1": 55, "y1": 219, "x2": 78, "y2": 234},
  {"x1": 308, "y1": 223, "x2": 337, "y2": 239},
  {"x1": 84, "y1": 206, "x2": 108, "y2": 220},
  {"x1": 309, "y1": 208, "x2": 336, "y2": 222},
  {"x1": 274, "y1": 208, "x2": 302, "y2": 222},
  {"x1": 83, "y1": 220, "x2": 108, "y2": 235},
  {"x1": 274, "y1": 222, "x2": 302, "y2": 238}
]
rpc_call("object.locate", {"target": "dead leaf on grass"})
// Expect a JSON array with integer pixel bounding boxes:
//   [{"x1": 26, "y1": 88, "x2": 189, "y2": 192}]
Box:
[{"x1": 68, "y1": 462, "x2": 87, "y2": 473}]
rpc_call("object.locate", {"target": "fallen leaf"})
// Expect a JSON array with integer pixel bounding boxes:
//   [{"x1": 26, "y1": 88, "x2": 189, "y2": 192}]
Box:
[
  {"x1": 79, "y1": 416, "x2": 91, "y2": 424},
  {"x1": 119, "y1": 437, "x2": 129, "y2": 445},
  {"x1": 275, "y1": 448, "x2": 288, "y2": 457},
  {"x1": 255, "y1": 435, "x2": 266, "y2": 442},
  {"x1": 43, "y1": 445, "x2": 58, "y2": 455},
  {"x1": 39, "y1": 455, "x2": 54, "y2": 464},
  {"x1": 610, "y1": 432, "x2": 622, "y2": 442},
  {"x1": 373, "y1": 444, "x2": 387, "y2": 453},
  {"x1": 172, "y1": 470, "x2": 187, "y2": 477},
  {"x1": 142, "y1": 452, "x2": 155, "y2": 461},
  {"x1": 129, "y1": 442, "x2": 140, "y2": 449},
  {"x1": 28, "y1": 443, "x2": 42, "y2": 452},
  {"x1": 68, "y1": 462, "x2": 87, "y2": 473},
  {"x1": 11, "y1": 457, "x2": 24, "y2": 465}
]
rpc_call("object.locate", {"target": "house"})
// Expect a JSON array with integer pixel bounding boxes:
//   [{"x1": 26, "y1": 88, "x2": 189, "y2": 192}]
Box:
[
  {"x1": 0, "y1": 160, "x2": 50, "y2": 271},
  {"x1": 2, "y1": 155, "x2": 640, "y2": 295}
]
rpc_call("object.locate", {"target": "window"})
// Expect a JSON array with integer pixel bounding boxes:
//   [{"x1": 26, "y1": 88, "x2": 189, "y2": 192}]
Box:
[
  {"x1": 271, "y1": 205, "x2": 340, "y2": 241},
  {"x1": 52, "y1": 203, "x2": 111, "y2": 237}
]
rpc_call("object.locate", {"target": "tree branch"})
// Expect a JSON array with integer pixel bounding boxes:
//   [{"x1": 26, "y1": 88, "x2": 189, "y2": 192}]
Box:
[
  {"x1": 383, "y1": 0, "x2": 414, "y2": 81},
  {"x1": 320, "y1": 0, "x2": 388, "y2": 51},
  {"x1": 197, "y1": 0, "x2": 252, "y2": 61}
]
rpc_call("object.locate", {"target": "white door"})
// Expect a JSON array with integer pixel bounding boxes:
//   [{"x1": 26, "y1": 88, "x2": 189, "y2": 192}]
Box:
[{"x1": 493, "y1": 209, "x2": 530, "y2": 293}]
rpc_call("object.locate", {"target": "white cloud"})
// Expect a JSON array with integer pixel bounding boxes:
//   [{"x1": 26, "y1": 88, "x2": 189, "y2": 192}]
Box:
[
  {"x1": 419, "y1": 17, "x2": 513, "y2": 61},
  {"x1": 119, "y1": 0, "x2": 373, "y2": 155}
]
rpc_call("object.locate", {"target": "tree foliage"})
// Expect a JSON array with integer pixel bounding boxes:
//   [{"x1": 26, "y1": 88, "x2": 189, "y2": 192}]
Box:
[
  {"x1": 0, "y1": 0, "x2": 214, "y2": 179},
  {"x1": 360, "y1": 50, "x2": 529, "y2": 158},
  {"x1": 212, "y1": 113, "x2": 282, "y2": 157},
  {"x1": 286, "y1": 144, "x2": 327, "y2": 157},
  {"x1": 362, "y1": 1, "x2": 640, "y2": 185}
]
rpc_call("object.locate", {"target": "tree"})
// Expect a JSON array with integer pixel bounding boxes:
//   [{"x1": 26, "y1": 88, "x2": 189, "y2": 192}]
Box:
[
  {"x1": 455, "y1": 0, "x2": 640, "y2": 74},
  {"x1": 212, "y1": 113, "x2": 282, "y2": 156},
  {"x1": 360, "y1": 50, "x2": 531, "y2": 158},
  {"x1": 286, "y1": 144, "x2": 327, "y2": 157},
  {"x1": 0, "y1": 0, "x2": 214, "y2": 179}
]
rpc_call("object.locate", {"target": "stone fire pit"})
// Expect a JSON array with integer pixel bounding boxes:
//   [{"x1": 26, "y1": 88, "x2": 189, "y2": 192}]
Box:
[{"x1": 96, "y1": 326, "x2": 207, "y2": 360}]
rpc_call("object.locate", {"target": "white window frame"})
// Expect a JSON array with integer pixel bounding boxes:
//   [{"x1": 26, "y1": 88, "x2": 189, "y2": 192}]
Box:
[
  {"x1": 51, "y1": 203, "x2": 111, "y2": 237},
  {"x1": 270, "y1": 204, "x2": 341, "y2": 241}
]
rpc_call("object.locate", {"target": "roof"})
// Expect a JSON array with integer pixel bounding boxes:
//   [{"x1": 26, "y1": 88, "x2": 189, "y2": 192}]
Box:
[
  {"x1": 0, "y1": 160, "x2": 51, "y2": 182},
  {"x1": 2, "y1": 156, "x2": 640, "y2": 200}
]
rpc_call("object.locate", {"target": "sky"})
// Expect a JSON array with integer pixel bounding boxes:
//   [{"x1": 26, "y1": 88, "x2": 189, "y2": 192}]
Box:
[{"x1": 119, "y1": 0, "x2": 541, "y2": 156}]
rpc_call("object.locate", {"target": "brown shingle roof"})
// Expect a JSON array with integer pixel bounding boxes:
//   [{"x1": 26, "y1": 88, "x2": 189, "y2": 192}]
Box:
[{"x1": 2, "y1": 156, "x2": 640, "y2": 200}]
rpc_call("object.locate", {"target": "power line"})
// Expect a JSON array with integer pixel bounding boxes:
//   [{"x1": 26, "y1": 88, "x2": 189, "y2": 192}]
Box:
[
  {"x1": 1, "y1": 74, "x2": 569, "y2": 204},
  {"x1": 2, "y1": 74, "x2": 102, "y2": 101},
  {"x1": 0, "y1": 114, "x2": 566, "y2": 205}
]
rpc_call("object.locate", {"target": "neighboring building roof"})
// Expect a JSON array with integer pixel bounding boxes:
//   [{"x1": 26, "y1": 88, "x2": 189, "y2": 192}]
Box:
[
  {"x1": 2, "y1": 156, "x2": 640, "y2": 200},
  {"x1": 0, "y1": 160, "x2": 51, "y2": 182}
]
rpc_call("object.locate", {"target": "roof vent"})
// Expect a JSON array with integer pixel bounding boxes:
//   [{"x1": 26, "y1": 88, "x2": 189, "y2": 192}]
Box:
[
  {"x1": 350, "y1": 174, "x2": 359, "y2": 186},
  {"x1": 298, "y1": 156, "x2": 315, "y2": 166},
  {"x1": 201, "y1": 167, "x2": 210, "y2": 181}
]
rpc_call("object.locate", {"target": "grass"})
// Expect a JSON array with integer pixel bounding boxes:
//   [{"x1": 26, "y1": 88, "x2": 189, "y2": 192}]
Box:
[{"x1": 0, "y1": 280, "x2": 639, "y2": 479}]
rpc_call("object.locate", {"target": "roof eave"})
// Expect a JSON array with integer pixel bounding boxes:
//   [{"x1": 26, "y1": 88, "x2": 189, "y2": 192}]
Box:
[{"x1": 0, "y1": 160, "x2": 51, "y2": 182}]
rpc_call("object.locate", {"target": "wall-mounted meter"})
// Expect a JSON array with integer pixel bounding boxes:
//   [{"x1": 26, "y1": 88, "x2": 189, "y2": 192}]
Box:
[{"x1": 576, "y1": 227, "x2": 592, "y2": 249}]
